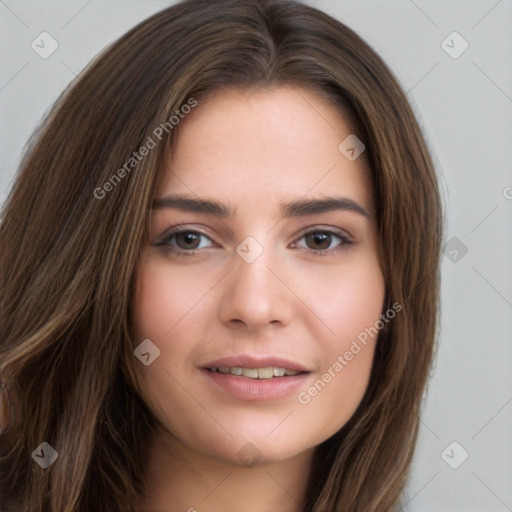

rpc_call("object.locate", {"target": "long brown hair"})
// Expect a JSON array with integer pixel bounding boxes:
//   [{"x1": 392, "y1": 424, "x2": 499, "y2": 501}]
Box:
[{"x1": 0, "y1": 0, "x2": 442, "y2": 510}]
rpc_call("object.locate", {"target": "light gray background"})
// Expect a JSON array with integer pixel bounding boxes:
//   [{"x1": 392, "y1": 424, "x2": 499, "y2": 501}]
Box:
[{"x1": 1, "y1": 1, "x2": 511, "y2": 510}]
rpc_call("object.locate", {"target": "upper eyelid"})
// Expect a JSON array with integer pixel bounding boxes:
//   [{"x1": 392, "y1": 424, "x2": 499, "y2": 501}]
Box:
[
  {"x1": 294, "y1": 225, "x2": 352, "y2": 239},
  {"x1": 158, "y1": 225, "x2": 352, "y2": 247},
  {"x1": 157, "y1": 225, "x2": 215, "y2": 242}
]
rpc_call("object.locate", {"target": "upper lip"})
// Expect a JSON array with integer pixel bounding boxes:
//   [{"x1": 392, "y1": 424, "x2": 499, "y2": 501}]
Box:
[{"x1": 203, "y1": 355, "x2": 310, "y2": 373}]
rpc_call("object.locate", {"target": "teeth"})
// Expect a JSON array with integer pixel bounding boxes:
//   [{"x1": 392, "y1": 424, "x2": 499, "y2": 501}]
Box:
[
  {"x1": 212, "y1": 366, "x2": 301, "y2": 379},
  {"x1": 242, "y1": 368, "x2": 258, "y2": 378},
  {"x1": 257, "y1": 367, "x2": 273, "y2": 379},
  {"x1": 273, "y1": 367, "x2": 285, "y2": 377}
]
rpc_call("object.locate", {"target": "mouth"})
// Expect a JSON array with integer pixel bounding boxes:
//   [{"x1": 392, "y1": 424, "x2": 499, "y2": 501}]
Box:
[
  {"x1": 201, "y1": 356, "x2": 311, "y2": 401},
  {"x1": 205, "y1": 366, "x2": 304, "y2": 379}
]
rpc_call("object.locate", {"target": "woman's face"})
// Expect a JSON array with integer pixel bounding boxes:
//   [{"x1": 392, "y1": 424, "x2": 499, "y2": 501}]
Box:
[{"x1": 131, "y1": 87, "x2": 385, "y2": 465}]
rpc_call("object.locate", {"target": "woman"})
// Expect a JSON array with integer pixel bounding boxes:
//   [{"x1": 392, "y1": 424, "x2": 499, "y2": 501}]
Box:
[{"x1": 0, "y1": 0, "x2": 442, "y2": 510}]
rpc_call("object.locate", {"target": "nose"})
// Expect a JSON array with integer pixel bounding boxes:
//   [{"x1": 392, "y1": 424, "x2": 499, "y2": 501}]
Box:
[{"x1": 218, "y1": 246, "x2": 294, "y2": 331}]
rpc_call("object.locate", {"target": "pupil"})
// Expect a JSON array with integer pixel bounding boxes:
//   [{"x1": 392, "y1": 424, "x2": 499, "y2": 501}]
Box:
[
  {"x1": 306, "y1": 232, "x2": 331, "y2": 250},
  {"x1": 177, "y1": 232, "x2": 200, "y2": 249}
]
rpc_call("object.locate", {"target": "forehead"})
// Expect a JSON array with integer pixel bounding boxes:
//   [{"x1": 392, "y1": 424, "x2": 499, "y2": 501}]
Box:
[{"x1": 160, "y1": 87, "x2": 372, "y2": 210}]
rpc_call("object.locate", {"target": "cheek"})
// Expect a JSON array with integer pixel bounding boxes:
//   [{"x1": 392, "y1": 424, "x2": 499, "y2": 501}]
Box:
[
  {"x1": 130, "y1": 258, "x2": 203, "y2": 399},
  {"x1": 295, "y1": 259, "x2": 384, "y2": 433},
  {"x1": 131, "y1": 256, "x2": 217, "y2": 342},
  {"x1": 130, "y1": 259, "x2": 211, "y2": 431},
  {"x1": 295, "y1": 348, "x2": 375, "y2": 444},
  {"x1": 292, "y1": 250, "x2": 385, "y2": 344}
]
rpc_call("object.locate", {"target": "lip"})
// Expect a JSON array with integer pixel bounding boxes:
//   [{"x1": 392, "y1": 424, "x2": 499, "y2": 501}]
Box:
[
  {"x1": 201, "y1": 354, "x2": 311, "y2": 402},
  {"x1": 202, "y1": 369, "x2": 310, "y2": 401},
  {"x1": 203, "y1": 355, "x2": 309, "y2": 373}
]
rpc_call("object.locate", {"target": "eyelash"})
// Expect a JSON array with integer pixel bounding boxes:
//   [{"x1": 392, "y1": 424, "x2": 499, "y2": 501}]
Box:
[{"x1": 156, "y1": 227, "x2": 353, "y2": 257}]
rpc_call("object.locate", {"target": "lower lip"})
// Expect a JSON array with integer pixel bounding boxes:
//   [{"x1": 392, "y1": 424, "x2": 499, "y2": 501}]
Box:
[{"x1": 202, "y1": 369, "x2": 310, "y2": 401}]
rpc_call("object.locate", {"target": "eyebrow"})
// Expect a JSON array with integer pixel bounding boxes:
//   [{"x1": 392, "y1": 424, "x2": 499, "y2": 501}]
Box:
[
  {"x1": 153, "y1": 196, "x2": 231, "y2": 216},
  {"x1": 281, "y1": 197, "x2": 372, "y2": 219},
  {"x1": 152, "y1": 195, "x2": 372, "y2": 219}
]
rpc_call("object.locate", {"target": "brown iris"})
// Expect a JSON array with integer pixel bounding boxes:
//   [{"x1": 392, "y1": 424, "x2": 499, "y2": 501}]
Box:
[
  {"x1": 175, "y1": 232, "x2": 202, "y2": 249},
  {"x1": 304, "y1": 232, "x2": 333, "y2": 250}
]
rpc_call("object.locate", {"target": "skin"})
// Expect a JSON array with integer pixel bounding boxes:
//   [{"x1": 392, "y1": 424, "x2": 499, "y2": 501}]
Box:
[{"x1": 131, "y1": 87, "x2": 385, "y2": 512}]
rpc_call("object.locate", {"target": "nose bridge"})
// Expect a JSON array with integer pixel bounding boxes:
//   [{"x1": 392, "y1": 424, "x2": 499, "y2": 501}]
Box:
[
  {"x1": 218, "y1": 236, "x2": 293, "y2": 328},
  {"x1": 233, "y1": 238, "x2": 278, "y2": 302},
  {"x1": 234, "y1": 233, "x2": 276, "y2": 284},
  {"x1": 236, "y1": 248, "x2": 273, "y2": 288}
]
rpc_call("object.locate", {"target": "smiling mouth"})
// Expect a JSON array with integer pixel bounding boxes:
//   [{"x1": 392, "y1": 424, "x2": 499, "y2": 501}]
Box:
[{"x1": 205, "y1": 366, "x2": 307, "y2": 379}]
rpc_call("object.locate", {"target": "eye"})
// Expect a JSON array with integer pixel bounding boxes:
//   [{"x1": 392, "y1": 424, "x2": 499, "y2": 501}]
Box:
[
  {"x1": 157, "y1": 229, "x2": 214, "y2": 253},
  {"x1": 293, "y1": 229, "x2": 350, "y2": 253}
]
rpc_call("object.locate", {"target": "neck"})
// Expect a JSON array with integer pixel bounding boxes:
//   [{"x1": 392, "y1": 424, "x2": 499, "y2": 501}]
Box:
[{"x1": 137, "y1": 429, "x2": 313, "y2": 512}]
